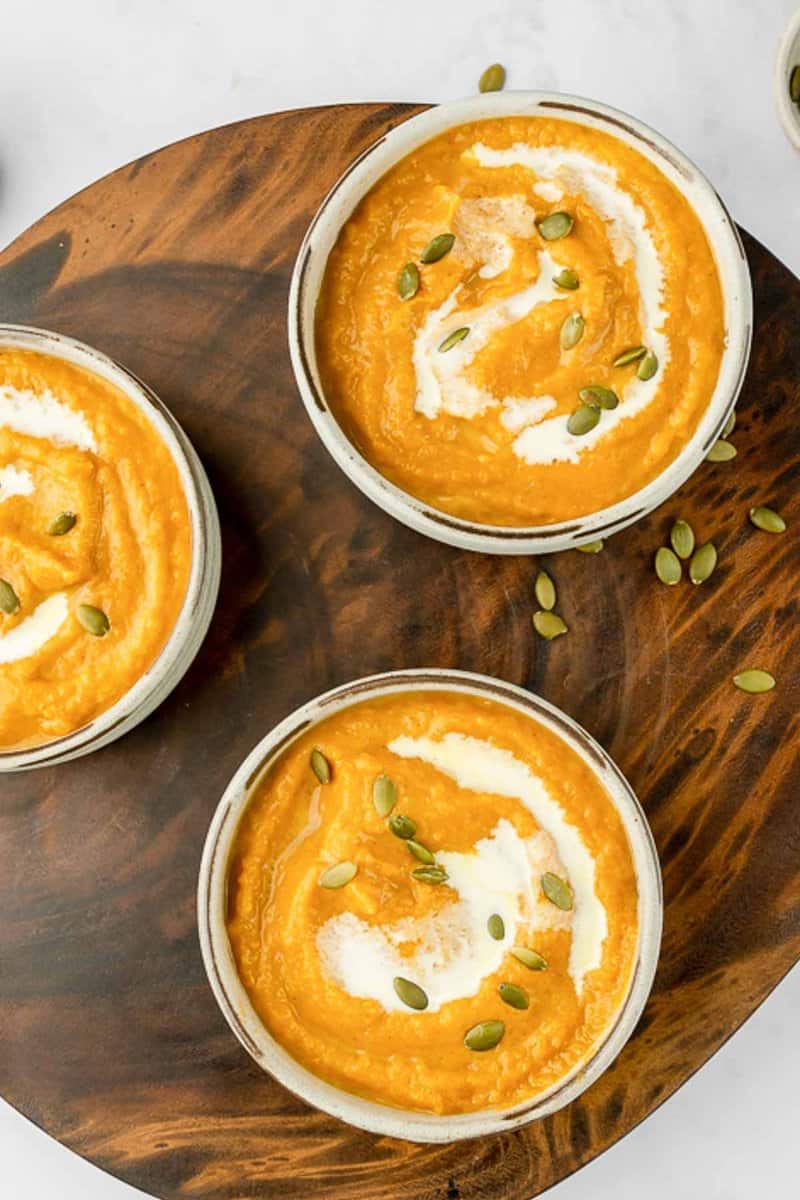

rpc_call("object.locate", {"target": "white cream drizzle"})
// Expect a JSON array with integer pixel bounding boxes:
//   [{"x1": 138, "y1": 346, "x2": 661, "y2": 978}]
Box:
[
  {"x1": 0, "y1": 386, "x2": 97, "y2": 452},
  {"x1": 0, "y1": 465, "x2": 34, "y2": 503},
  {"x1": 0, "y1": 592, "x2": 69, "y2": 664}
]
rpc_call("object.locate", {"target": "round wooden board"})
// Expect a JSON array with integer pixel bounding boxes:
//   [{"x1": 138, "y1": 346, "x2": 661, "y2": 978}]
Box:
[{"x1": 1, "y1": 103, "x2": 799, "y2": 1200}]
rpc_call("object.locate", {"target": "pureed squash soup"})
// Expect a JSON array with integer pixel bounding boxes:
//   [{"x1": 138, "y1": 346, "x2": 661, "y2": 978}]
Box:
[
  {"x1": 0, "y1": 346, "x2": 192, "y2": 751},
  {"x1": 315, "y1": 115, "x2": 726, "y2": 527},
  {"x1": 226, "y1": 690, "x2": 639, "y2": 1115}
]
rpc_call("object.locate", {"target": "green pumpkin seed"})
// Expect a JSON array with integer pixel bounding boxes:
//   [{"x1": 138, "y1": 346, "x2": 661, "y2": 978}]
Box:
[
  {"x1": 319, "y1": 860, "x2": 357, "y2": 889},
  {"x1": 478, "y1": 63, "x2": 506, "y2": 93},
  {"x1": 393, "y1": 976, "x2": 429, "y2": 1010},
  {"x1": 733, "y1": 669, "x2": 775, "y2": 694},
  {"x1": 372, "y1": 773, "x2": 397, "y2": 817},
  {"x1": 790, "y1": 64, "x2": 800, "y2": 104},
  {"x1": 579, "y1": 385, "x2": 619, "y2": 410},
  {"x1": 560, "y1": 311, "x2": 585, "y2": 350},
  {"x1": 389, "y1": 813, "x2": 417, "y2": 840},
  {"x1": 487, "y1": 913, "x2": 505, "y2": 941},
  {"x1": 310, "y1": 747, "x2": 332, "y2": 784},
  {"x1": 636, "y1": 350, "x2": 658, "y2": 381},
  {"x1": 534, "y1": 570, "x2": 556, "y2": 611},
  {"x1": 749, "y1": 506, "x2": 786, "y2": 534},
  {"x1": 397, "y1": 262, "x2": 420, "y2": 301},
  {"x1": 541, "y1": 871, "x2": 574, "y2": 910},
  {"x1": 511, "y1": 946, "x2": 548, "y2": 971},
  {"x1": 577, "y1": 539, "x2": 604, "y2": 553},
  {"x1": 567, "y1": 404, "x2": 600, "y2": 436},
  {"x1": 498, "y1": 982, "x2": 530, "y2": 1010},
  {"x1": 420, "y1": 233, "x2": 455, "y2": 264},
  {"x1": 407, "y1": 839, "x2": 435, "y2": 865},
  {"x1": 655, "y1": 546, "x2": 682, "y2": 586},
  {"x1": 77, "y1": 604, "x2": 110, "y2": 637},
  {"x1": 439, "y1": 326, "x2": 470, "y2": 353},
  {"x1": 537, "y1": 211, "x2": 574, "y2": 241},
  {"x1": 48, "y1": 511, "x2": 77, "y2": 537},
  {"x1": 689, "y1": 541, "x2": 717, "y2": 585},
  {"x1": 412, "y1": 865, "x2": 449, "y2": 885},
  {"x1": 553, "y1": 267, "x2": 579, "y2": 290},
  {"x1": 612, "y1": 345, "x2": 647, "y2": 368},
  {"x1": 706, "y1": 439, "x2": 737, "y2": 462},
  {"x1": 0, "y1": 579, "x2": 20, "y2": 615},
  {"x1": 670, "y1": 519, "x2": 695, "y2": 560},
  {"x1": 723, "y1": 410, "x2": 736, "y2": 438},
  {"x1": 532, "y1": 610, "x2": 568, "y2": 640},
  {"x1": 464, "y1": 1020, "x2": 505, "y2": 1051}
]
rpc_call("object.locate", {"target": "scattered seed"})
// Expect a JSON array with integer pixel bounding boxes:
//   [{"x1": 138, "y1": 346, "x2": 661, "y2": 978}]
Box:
[
  {"x1": 689, "y1": 541, "x2": 718, "y2": 585},
  {"x1": 389, "y1": 814, "x2": 417, "y2": 840},
  {"x1": 76, "y1": 604, "x2": 110, "y2": 637},
  {"x1": 0, "y1": 579, "x2": 20, "y2": 615},
  {"x1": 655, "y1": 546, "x2": 682, "y2": 586},
  {"x1": 420, "y1": 233, "x2": 455, "y2": 264},
  {"x1": 791, "y1": 64, "x2": 800, "y2": 104},
  {"x1": 577, "y1": 540, "x2": 604, "y2": 553},
  {"x1": 579, "y1": 385, "x2": 618, "y2": 410},
  {"x1": 487, "y1": 913, "x2": 505, "y2": 941},
  {"x1": 498, "y1": 982, "x2": 530, "y2": 1010},
  {"x1": 733, "y1": 669, "x2": 775, "y2": 694},
  {"x1": 464, "y1": 1020, "x2": 505, "y2": 1051},
  {"x1": 670, "y1": 519, "x2": 695, "y2": 560},
  {"x1": 636, "y1": 350, "x2": 658, "y2": 381},
  {"x1": 310, "y1": 747, "x2": 332, "y2": 784},
  {"x1": 532, "y1": 610, "x2": 568, "y2": 640},
  {"x1": 535, "y1": 570, "x2": 556, "y2": 611},
  {"x1": 567, "y1": 404, "x2": 600, "y2": 436},
  {"x1": 706, "y1": 439, "x2": 737, "y2": 462},
  {"x1": 560, "y1": 311, "x2": 585, "y2": 350},
  {"x1": 397, "y1": 262, "x2": 420, "y2": 300},
  {"x1": 393, "y1": 976, "x2": 429, "y2": 1010},
  {"x1": 439, "y1": 326, "x2": 470, "y2": 353},
  {"x1": 723, "y1": 410, "x2": 736, "y2": 438},
  {"x1": 553, "y1": 267, "x2": 579, "y2": 290},
  {"x1": 407, "y1": 839, "x2": 435, "y2": 865},
  {"x1": 372, "y1": 773, "x2": 397, "y2": 817},
  {"x1": 49, "y1": 511, "x2": 77, "y2": 536},
  {"x1": 412, "y1": 865, "x2": 449, "y2": 885},
  {"x1": 319, "y1": 860, "x2": 357, "y2": 889},
  {"x1": 478, "y1": 62, "x2": 506, "y2": 93},
  {"x1": 612, "y1": 345, "x2": 647, "y2": 368},
  {"x1": 538, "y1": 211, "x2": 574, "y2": 241},
  {"x1": 541, "y1": 871, "x2": 574, "y2": 911},
  {"x1": 749, "y1": 506, "x2": 786, "y2": 534},
  {"x1": 511, "y1": 946, "x2": 548, "y2": 971}
]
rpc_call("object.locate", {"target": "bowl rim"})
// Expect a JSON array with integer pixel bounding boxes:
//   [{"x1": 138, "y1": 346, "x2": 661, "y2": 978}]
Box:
[
  {"x1": 0, "y1": 323, "x2": 221, "y2": 771},
  {"x1": 288, "y1": 90, "x2": 753, "y2": 556},
  {"x1": 774, "y1": 7, "x2": 800, "y2": 150},
  {"x1": 197, "y1": 667, "x2": 663, "y2": 1143}
]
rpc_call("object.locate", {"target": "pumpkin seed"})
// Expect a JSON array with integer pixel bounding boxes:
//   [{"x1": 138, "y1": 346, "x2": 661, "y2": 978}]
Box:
[
  {"x1": 534, "y1": 570, "x2": 556, "y2": 611},
  {"x1": 612, "y1": 345, "x2": 647, "y2": 368},
  {"x1": 655, "y1": 546, "x2": 682, "y2": 586},
  {"x1": 310, "y1": 747, "x2": 332, "y2": 784},
  {"x1": 636, "y1": 350, "x2": 658, "y2": 381},
  {"x1": 567, "y1": 404, "x2": 600, "y2": 436},
  {"x1": 706, "y1": 439, "x2": 737, "y2": 462},
  {"x1": 733, "y1": 669, "x2": 775, "y2": 694},
  {"x1": 49, "y1": 511, "x2": 77, "y2": 536},
  {"x1": 0, "y1": 579, "x2": 20, "y2": 615},
  {"x1": 412, "y1": 865, "x2": 449, "y2": 885},
  {"x1": 537, "y1": 211, "x2": 574, "y2": 241},
  {"x1": 511, "y1": 946, "x2": 548, "y2": 971},
  {"x1": 389, "y1": 813, "x2": 416, "y2": 840},
  {"x1": 397, "y1": 262, "x2": 420, "y2": 301},
  {"x1": 689, "y1": 541, "x2": 718, "y2": 585},
  {"x1": 498, "y1": 982, "x2": 529, "y2": 1010},
  {"x1": 723, "y1": 410, "x2": 736, "y2": 438},
  {"x1": 319, "y1": 860, "x2": 357, "y2": 889},
  {"x1": 532, "y1": 610, "x2": 568, "y2": 640},
  {"x1": 577, "y1": 539, "x2": 604, "y2": 553},
  {"x1": 670, "y1": 519, "x2": 695, "y2": 560},
  {"x1": 579, "y1": 385, "x2": 618, "y2": 410},
  {"x1": 478, "y1": 62, "x2": 506, "y2": 93},
  {"x1": 407, "y1": 839, "x2": 435, "y2": 865},
  {"x1": 791, "y1": 64, "x2": 800, "y2": 104},
  {"x1": 439, "y1": 326, "x2": 470, "y2": 353},
  {"x1": 464, "y1": 1020, "x2": 505, "y2": 1051},
  {"x1": 77, "y1": 604, "x2": 110, "y2": 637},
  {"x1": 420, "y1": 233, "x2": 455, "y2": 264},
  {"x1": 749, "y1": 506, "x2": 786, "y2": 534},
  {"x1": 372, "y1": 773, "x2": 397, "y2": 817},
  {"x1": 560, "y1": 311, "x2": 585, "y2": 350},
  {"x1": 541, "y1": 871, "x2": 574, "y2": 910},
  {"x1": 553, "y1": 267, "x2": 579, "y2": 290},
  {"x1": 487, "y1": 913, "x2": 505, "y2": 941},
  {"x1": 393, "y1": 976, "x2": 429, "y2": 1010}
]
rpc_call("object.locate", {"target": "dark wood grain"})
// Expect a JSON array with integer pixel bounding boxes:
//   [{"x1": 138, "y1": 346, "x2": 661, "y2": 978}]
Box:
[{"x1": 0, "y1": 104, "x2": 798, "y2": 1200}]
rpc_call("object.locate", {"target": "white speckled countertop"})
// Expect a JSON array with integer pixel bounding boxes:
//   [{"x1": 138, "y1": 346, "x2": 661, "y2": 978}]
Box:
[{"x1": 1, "y1": 1, "x2": 798, "y2": 1196}]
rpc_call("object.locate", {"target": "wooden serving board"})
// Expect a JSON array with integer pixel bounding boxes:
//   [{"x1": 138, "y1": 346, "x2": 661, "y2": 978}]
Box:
[{"x1": 0, "y1": 104, "x2": 799, "y2": 1200}]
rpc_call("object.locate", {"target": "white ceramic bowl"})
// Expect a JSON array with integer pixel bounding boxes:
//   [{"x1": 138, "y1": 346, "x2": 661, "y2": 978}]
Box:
[
  {"x1": 0, "y1": 324, "x2": 221, "y2": 771},
  {"x1": 198, "y1": 668, "x2": 662, "y2": 1143},
  {"x1": 775, "y1": 8, "x2": 800, "y2": 149},
  {"x1": 289, "y1": 91, "x2": 752, "y2": 556}
]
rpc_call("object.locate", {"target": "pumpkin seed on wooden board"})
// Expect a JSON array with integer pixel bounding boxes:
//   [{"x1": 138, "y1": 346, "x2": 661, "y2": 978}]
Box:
[
  {"x1": 49, "y1": 511, "x2": 77, "y2": 536},
  {"x1": 0, "y1": 578, "x2": 20, "y2": 615},
  {"x1": 670, "y1": 519, "x2": 695, "y2": 560},
  {"x1": 689, "y1": 541, "x2": 717, "y2": 585},
  {"x1": 553, "y1": 267, "x2": 579, "y2": 290},
  {"x1": 722, "y1": 410, "x2": 736, "y2": 438},
  {"x1": 560, "y1": 312, "x2": 585, "y2": 350},
  {"x1": 541, "y1": 871, "x2": 574, "y2": 910},
  {"x1": 439, "y1": 326, "x2": 470, "y2": 353},
  {"x1": 498, "y1": 982, "x2": 529, "y2": 1010},
  {"x1": 534, "y1": 570, "x2": 556, "y2": 611},
  {"x1": 612, "y1": 345, "x2": 647, "y2": 367},
  {"x1": 478, "y1": 63, "x2": 506, "y2": 93},
  {"x1": 567, "y1": 404, "x2": 600, "y2": 436},
  {"x1": 511, "y1": 946, "x2": 548, "y2": 970},
  {"x1": 733, "y1": 669, "x2": 775, "y2": 694},
  {"x1": 749, "y1": 506, "x2": 786, "y2": 534},
  {"x1": 790, "y1": 64, "x2": 800, "y2": 104},
  {"x1": 537, "y1": 211, "x2": 573, "y2": 241},
  {"x1": 532, "y1": 610, "x2": 568, "y2": 640},
  {"x1": 389, "y1": 814, "x2": 416, "y2": 839},
  {"x1": 420, "y1": 233, "x2": 455, "y2": 263},
  {"x1": 579, "y1": 385, "x2": 618, "y2": 410},
  {"x1": 655, "y1": 546, "x2": 682, "y2": 586},
  {"x1": 310, "y1": 747, "x2": 331, "y2": 784},
  {"x1": 576, "y1": 539, "x2": 604, "y2": 553},
  {"x1": 397, "y1": 262, "x2": 420, "y2": 300},
  {"x1": 487, "y1": 913, "x2": 505, "y2": 941},
  {"x1": 319, "y1": 860, "x2": 357, "y2": 889},
  {"x1": 407, "y1": 839, "x2": 435, "y2": 865},
  {"x1": 77, "y1": 604, "x2": 110, "y2": 637},
  {"x1": 464, "y1": 1020, "x2": 505, "y2": 1051},
  {"x1": 706, "y1": 439, "x2": 737, "y2": 462},
  {"x1": 372, "y1": 774, "x2": 397, "y2": 817},
  {"x1": 393, "y1": 976, "x2": 429, "y2": 1010}
]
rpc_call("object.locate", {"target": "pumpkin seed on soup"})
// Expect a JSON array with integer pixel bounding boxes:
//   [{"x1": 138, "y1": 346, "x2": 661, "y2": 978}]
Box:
[
  {"x1": 0, "y1": 579, "x2": 20, "y2": 615},
  {"x1": 541, "y1": 871, "x2": 574, "y2": 910},
  {"x1": 511, "y1": 946, "x2": 548, "y2": 970},
  {"x1": 733, "y1": 669, "x2": 775, "y2": 694},
  {"x1": 579, "y1": 385, "x2": 618, "y2": 410},
  {"x1": 319, "y1": 860, "x2": 357, "y2": 889},
  {"x1": 498, "y1": 982, "x2": 529, "y2": 1010},
  {"x1": 389, "y1": 813, "x2": 416, "y2": 840},
  {"x1": 534, "y1": 569, "x2": 556, "y2": 611},
  {"x1": 310, "y1": 747, "x2": 332, "y2": 784},
  {"x1": 532, "y1": 610, "x2": 567, "y2": 640},
  {"x1": 670, "y1": 519, "x2": 695, "y2": 560},
  {"x1": 567, "y1": 404, "x2": 600, "y2": 436},
  {"x1": 577, "y1": 539, "x2": 604, "y2": 553},
  {"x1": 439, "y1": 326, "x2": 470, "y2": 353},
  {"x1": 636, "y1": 349, "x2": 658, "y2": 380},
  {"x1": 706, "y1": 439, "x2": 737, "y2": 462},
  {"x1": 749, "y1": 506, "x2": 786, "y2": 534},
  {"x1": 560, "y1": 311, "x2": 584, "y2": 350},
  {"x1": 397, "y1": 262, "x2": 420, "y2": 300},
  {"x1": 464, "y1": 1020, "x2": 505, "y2": 1051},
  {"x1": 420, "y1": 233, "x2": 455, "y2": 263},
  {"x1": 612, "y1": 345, "x2": 647, "y2": 368},
  {"x1": 372, "y1": 773, "x2": 397, "y2": 817},
  {"x1": 478, "y1": 62, "x2": 506, "y2": 93},
  {"x1": 393, "y1": 976, "x2": 429, "y2": 1010},
  {"x1": 412, "y1": 865, "x2": 448, "y2": 885},
  {"x1": 76, "y1": 604, "x2": 110, "y2": 637},
  {"x1": 538, "y1": 211, "x2": 573, "y2": 241},
  {"x1": 487, "y1": 913, "x2": 505, "y2": 940},
  {"x1": 655, "y1": 546, "x2": 682, "y2": 586},
  {"x1": 49, "y1": 511, "x2": 77, "y2": 536},
  {"x1": 689, "y1": 541, "x2": 717, "y2": 585},
  {"x1": 407, "y1": 839, "x2": 435, "y2": 865},
  {"x1": 553, "y1": 267, "x2": 579, "y2": 290}
]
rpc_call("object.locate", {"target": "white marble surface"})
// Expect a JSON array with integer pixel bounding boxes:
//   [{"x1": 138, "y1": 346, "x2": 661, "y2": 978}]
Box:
[{"x1": 2, "y1": 1, "x2": 799, "y2": 1196}]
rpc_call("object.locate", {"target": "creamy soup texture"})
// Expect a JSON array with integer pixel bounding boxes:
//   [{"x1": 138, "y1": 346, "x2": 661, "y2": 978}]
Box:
[
  {"x1": 226, "y1": 692, "x2": 639, "y2": 1115},
  {"x1": 316, "y1": 115, "x2": 725, "y2": 526}
]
